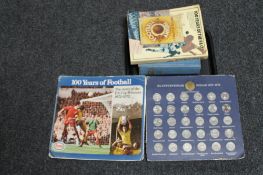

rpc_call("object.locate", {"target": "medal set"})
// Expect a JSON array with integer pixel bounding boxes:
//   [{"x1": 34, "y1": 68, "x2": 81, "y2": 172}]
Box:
[{"x1": 146, "y1": 75, "x2": 244, "y2": 161}]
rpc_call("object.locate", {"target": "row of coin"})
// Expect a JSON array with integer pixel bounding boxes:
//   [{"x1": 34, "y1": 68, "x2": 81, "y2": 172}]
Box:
[
  {"x1": 154, "y1": 115, "x2": 233, "y2": 127},
  {"x1": 153, "y1": 91, "x2": 230, "y2": 102},
  {"x1": 153, "y1": 128, "x2": 234, "y2": 140},
  {"x1": 154, "y1": 141, "x2": 236, "y2": 153},
  {"x1": 153, "y1": 103, "x2": 232, "y2": 114}
]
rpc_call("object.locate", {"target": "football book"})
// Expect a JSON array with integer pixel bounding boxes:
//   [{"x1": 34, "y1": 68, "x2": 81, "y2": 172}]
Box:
[
  {"x1": 128, "y1": 4, "x2": 208, "y2": 65},
  {"x1": 49, "y1": 75, "x2": 146, "y2": 161}
]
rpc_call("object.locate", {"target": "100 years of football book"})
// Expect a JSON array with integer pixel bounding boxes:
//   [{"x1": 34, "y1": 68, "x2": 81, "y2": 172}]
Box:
[{"x1": 49, "y1": 76, "x2": 146, "y2": 161}]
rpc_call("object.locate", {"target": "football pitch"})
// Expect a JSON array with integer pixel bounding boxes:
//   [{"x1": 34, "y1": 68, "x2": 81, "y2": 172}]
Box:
[{"x1": 54, "y1": 144, "x2": 110, "y2": 154}]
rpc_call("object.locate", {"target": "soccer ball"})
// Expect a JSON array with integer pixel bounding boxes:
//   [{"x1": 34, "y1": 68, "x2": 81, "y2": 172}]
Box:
[{"x1": 120, "y1": 116, "x2": 127, "y2": 125}]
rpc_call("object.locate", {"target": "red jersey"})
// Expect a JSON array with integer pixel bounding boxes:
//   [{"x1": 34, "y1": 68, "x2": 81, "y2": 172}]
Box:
[{"x1": 63, "y1": 106, "x2": 78, "y2": 125}]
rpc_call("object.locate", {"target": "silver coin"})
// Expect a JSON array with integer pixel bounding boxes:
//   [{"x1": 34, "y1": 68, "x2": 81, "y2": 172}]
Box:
[
  {"x1": 222, "y1": 104, "x2": 231, "y2": 113},
  {"x1": 210, "y1": 129, "x2": 220, "y2": 138},
  {"x1": 153, "y1": 93, "x2": 161, "y2": 102},
  {"x1": 226, "y1": 142, "x2": 236, "y2": 151},
  {"x1": 154, "y1": 130, "x2": 163, "y2": 139},
  {"x1": 195, "y1": 117, "x2": 205, "y2": 126},
  {"x1": 209, "y1": 116, "x2": 219, "y2": 126},
  {"x1": 183, "y1": 143, "x2": 192, "y2": 152},
  {"x1": 196, "y1": 129, "x2": 206, "y2": 139},
  {"x1": 182, "y1": 129, "x2": 191, "y2": 139},
  {"x1": 167, "y1": 117, "x2": 176, "y2": 126},
  {"x1": 154, "y1": 143, "x2": 163, "y2": 152},
  {"x1": 194, "y1": 104, "x2": 203, "y2": 113},
  {"x1": 221, "y1": 92, "x2": 230, "y2": 101},
  {"x1": 223, "y1": 116, "x2": 233, "y2": 125},
  {"x1": 180, "y1": 92, "x2": 189, "y2": 101},
  {"x1": 166, "y1": 92, "x2": 175, "y2": 102},
  {"x1": 225, "y1": 129, "x2": 234, "y2": 138},
  {"x1": 168, "y1": 130, "x2": 177, "y2": 139},
  {"x1": 194, "y1": 92, "x2": 203, "y2": 101},
  {"x1": 153, "y1": 105, "x2": 162, "y2": 114},
  {"x1": 208, "y1": 104, "x2": 217, "y2": 113},
  {"x1": 212, "y1": 142, "x2": 221, "y2": 152},
  {"x1": 153, "y1": 118, "x2": 162, "y2": 127},
  {"x1": 181, "y1": 105, "x2": 190, "y2": 114},
  {"x1": 181, "y1": 117, "x2": 191, "y2": 126},
  {"x1": 168, "y1": 143, "x2": 178, "y2": 152},
  {"x1": 167, "y1": 105, "x2": 176, "y2": 114},
  {"x1": 197, "y1": 142, "x2": 207, "y2": 152},
  {"x1": 207, "y1": 92, "x2": 216, "y2": 101}
]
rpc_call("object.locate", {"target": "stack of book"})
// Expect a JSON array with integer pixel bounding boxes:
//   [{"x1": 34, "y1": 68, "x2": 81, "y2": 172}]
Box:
[{"x1": 127, "y1": 5, "x2": 208, "y2": 75}]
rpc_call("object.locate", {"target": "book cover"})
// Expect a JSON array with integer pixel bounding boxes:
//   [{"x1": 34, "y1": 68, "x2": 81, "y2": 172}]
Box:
[
  {"x1": 128, "y1": 4, "x2": 208, "y2": 65},
  {"x1": 49, "y1": 75, "x2": 146, "y2": 161}
]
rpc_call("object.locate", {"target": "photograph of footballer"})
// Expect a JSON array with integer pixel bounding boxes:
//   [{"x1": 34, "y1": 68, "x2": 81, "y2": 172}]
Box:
[
  {"x1": 110, "y1": 86, "x2": 144, "y2": 155},
  {"x1": 111, "y1": 116, "x2": 141, "y2": 155},
  {"x1": 51, "y1": 87, "x2": 113, "y2": 155}
]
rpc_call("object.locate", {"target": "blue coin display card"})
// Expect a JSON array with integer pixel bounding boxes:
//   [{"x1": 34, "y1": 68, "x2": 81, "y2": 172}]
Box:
[
  {"x1": 49, "y1": 75, "x2": 146, "y2": 161},
  {"x1": 146, "y1": 75, "x2": 245, "y2": 161}
]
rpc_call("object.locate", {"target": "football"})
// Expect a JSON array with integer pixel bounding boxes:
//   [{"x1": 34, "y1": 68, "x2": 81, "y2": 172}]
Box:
[{"x1": 121, "y1": 116, "x2": 127, "y2": 125}]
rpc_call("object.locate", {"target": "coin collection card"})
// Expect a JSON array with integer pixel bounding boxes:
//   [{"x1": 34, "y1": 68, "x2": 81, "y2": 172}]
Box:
[
  {"x1": 49, "y1": 76, "x2": 146, "y2": 161},
  {"x1": 146, "y1": 75, "x2": 245, "y2": 161},
  {"x1": 128, "y1": 4, "x2": 208, "y2": 65}
]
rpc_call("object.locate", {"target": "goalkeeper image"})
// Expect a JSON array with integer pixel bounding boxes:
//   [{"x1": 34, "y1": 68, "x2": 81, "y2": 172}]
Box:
[
  {"x1": 111, "y1": 116, "x2": 141, "y2": 155},
  {"x1": 117, "y1": 116, "x2": 132, "y2": 148},
  {"x1": 110, "y1": 116, "x2": 133, "y2": 155},
  {"x1": 80, "y1": 113, "x2": 101, "y2": 147}
]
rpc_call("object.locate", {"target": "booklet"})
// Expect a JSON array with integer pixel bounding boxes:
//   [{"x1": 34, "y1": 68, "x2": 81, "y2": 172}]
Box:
[
  {"x1": 128, "y1": 4, "x2": 208, "y2": 65},
  {"x1": 49, "y1": 75, "x2": 146, "y2": 161}
]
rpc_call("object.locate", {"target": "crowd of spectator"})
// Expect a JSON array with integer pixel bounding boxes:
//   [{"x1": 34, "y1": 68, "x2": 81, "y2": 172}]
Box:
[{"x1": 57, "y1": 89, "x2": 111, "y2": 111}]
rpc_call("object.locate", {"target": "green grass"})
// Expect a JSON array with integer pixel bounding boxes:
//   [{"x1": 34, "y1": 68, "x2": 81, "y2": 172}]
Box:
[{"x1": 52, "y1": 144, "x2": 110, "y2": 154}]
